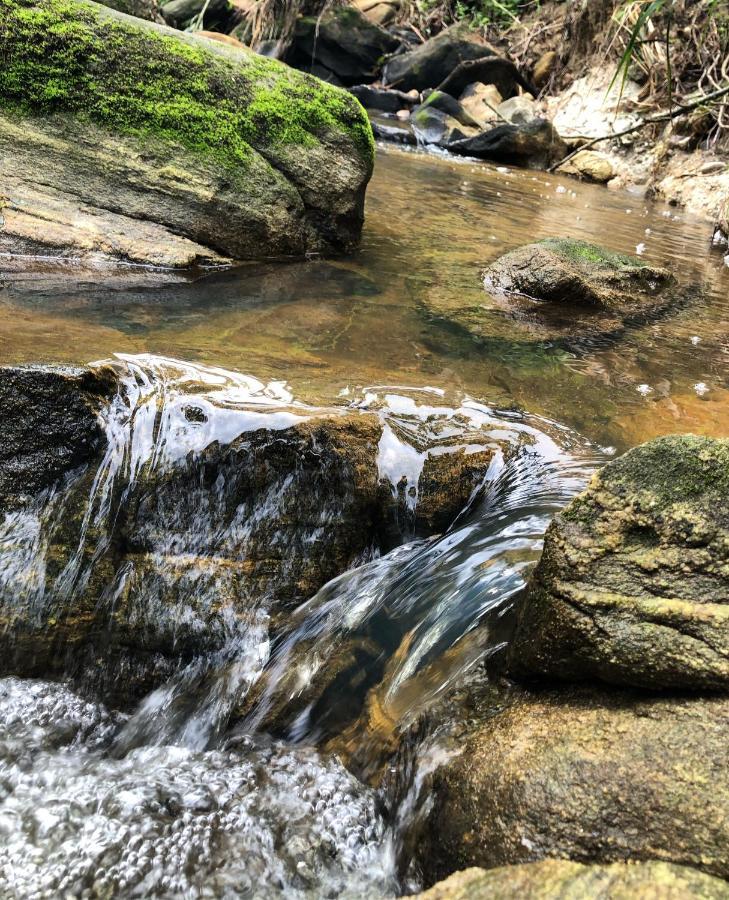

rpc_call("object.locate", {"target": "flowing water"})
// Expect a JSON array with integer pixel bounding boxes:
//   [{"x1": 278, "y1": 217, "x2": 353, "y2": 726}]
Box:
[{"x1": 1, "y1": 144, "x2": 728, "y2": 897}]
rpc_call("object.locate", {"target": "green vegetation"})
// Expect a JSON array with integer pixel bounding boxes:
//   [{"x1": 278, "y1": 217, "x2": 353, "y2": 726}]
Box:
[
  {"x1": 0, "y1": 0, "x2": 374, "y2": 173},
  {"x1": 541, "y1": 238, "x2": 647, "y2": 269}
]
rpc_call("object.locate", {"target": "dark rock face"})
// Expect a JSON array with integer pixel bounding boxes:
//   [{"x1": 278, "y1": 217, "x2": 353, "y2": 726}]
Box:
[
  {"x1": 100, "y1": 0, "x2": 160, "y2": 20},
  {"x1": 448, "y1": 119, "x2": 567, "y2": 168},
  {"x1": 417, "y1": 684, "x2": 729, "y2": 885},
  {"x1": 510, "y1": 435, "x2": 729, "y2": 690},
  {"x1": 383, "y1": 25, "x2": 491, "y2": 92},
  {"x1": 436, "y1": 56, "x2": 536, "y2": 100},
  {"x1": 0, "y1": 366, "x2": 112, "y2": 512},
  {"x1": 350, "y1": 84, "x2": 418, "y2": 113},
  {"x1": 0, "y1": 365, "x2": 494, "y2": 702},
  {"x1": 285, "y1": 6, "x2": 399, "y2": 85},
  {"x1": 160, "y1": 0, "x2": 230, "y2": 29},
  {"x1": 480, "y1": 239, "x2": 687, "y2": 342},
  {"x1": 415, "y1": 861, "x2": 729, "y2": 899}
]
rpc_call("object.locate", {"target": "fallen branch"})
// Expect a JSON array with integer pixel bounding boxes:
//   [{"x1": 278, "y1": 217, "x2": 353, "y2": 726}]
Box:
[{"x1": 548, "y1": 83, "x2": 729, "y2": 172}]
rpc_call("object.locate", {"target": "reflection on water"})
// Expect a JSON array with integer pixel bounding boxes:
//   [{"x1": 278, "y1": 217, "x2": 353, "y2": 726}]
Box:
[{"x1": 2, "y1": 145, "x2": 728, "y2": 452}]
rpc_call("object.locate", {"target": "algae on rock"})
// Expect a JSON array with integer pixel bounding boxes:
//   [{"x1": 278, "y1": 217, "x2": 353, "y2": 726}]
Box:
[
  {"x1": 510, "y1": 434, "x2": 729, "y2": 690},
  {"x1": 0, "y1": 0, "x2": 375, "y2": 265}
]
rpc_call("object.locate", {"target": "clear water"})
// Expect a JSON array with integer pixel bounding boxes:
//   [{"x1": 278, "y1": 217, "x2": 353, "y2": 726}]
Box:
[
  {"x1": 1, "y1": 144, "x2": 728, "y2": 896},
  {"x1": 3, "y1": 145, "x2": 728, "y2": 453}
]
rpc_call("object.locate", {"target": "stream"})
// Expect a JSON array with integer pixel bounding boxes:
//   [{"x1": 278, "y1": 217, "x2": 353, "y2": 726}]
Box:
[{"x1": 1, "y1": 144, "x2": 728, "y2": 898}]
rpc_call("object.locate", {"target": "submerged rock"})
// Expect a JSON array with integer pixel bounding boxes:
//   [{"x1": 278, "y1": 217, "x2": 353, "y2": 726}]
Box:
[
  {"x1": 416, "y1": 684, "x2": 729, "y2": 884},
  {"x1": 480, "y1": 239, "x2": 686, "y2": 342},
  {"x1": 416, "y1": 861, "x2": 729, "y2": 899},
  {"x1": 284, "y1": 6, "x2": 399, "y2": 86},
  {"x1": 510, "y1": 435, "x2": 729, "y2": 690},
  {"x1": 383, "y1": 25, "x2": 491, "y2": 92},
  {"x1": 0, "y1": 0, "x2": 374, "y2": 266}
]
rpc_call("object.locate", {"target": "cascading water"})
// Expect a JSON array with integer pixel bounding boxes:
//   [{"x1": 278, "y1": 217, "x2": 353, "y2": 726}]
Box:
[{"x1": 0, "y1": 354, "x2": 606, "y2": 898}]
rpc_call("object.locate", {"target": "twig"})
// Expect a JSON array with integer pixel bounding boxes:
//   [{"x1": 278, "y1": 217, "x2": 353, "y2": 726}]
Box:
[{"x1": 549, "y1": 83, "x2": 729, "y2": 172}]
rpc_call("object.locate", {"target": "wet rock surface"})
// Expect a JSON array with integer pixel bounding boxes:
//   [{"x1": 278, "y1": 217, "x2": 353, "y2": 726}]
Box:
[
  {"x1": 415, "y1": 861, "x2": 729, "y2": 899},
  {"x1": 0, "y1": 365, "x2": 112, "y2": 511},
  {"x1": 415, "y1": 683, "x2": 729, "y2": 885},
  {"x1": 0, "y1": 360, "x2": 497, "y2": 702},
  {"x1": 0, "y1": 0, "x2": 374, "y2": 266},
  {"x1": 510, "y1": 435, "x2": 729, "y2": 690},
  {"x1": 448, "y1": 118, "x2": 567, "y2": 168}
]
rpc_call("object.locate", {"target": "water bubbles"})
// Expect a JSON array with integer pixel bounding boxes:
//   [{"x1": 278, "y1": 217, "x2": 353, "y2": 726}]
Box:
[
  {"x1": 635, "y1": 242, "x2": 646, "y2": 255},
  {"x1": 0, "y1": 678, "x2": 393, "y2": 899},
  {"x1": 556, "y1": 185, "x2": 566, "y2": 194}
]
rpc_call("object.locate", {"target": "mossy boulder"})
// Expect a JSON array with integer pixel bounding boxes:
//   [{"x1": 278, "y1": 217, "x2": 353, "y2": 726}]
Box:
[
  {"x1": 284, "y1": 6, "x2": 399, "y2": 86},
  {"x1": 480, "y1": 239, "x2": 687, "y2": 342},
  {"x1": 0, "y1": 0, "x2": 374, "y2": 266},
  {"x1": 383, "y1": 24, "x2": 491, "y2": 92},
  {"x1": 510, "y1": 435, "x2": 729, "y2": 690},
  {"x1": 415, "y1": 684, "x2": 729, "y2": 884},
  {"x1": 416, "y1": 861, "x2": 729, "y2": 899}
]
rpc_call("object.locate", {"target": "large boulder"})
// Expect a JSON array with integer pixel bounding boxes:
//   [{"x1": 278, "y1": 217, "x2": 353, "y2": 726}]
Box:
[
  {"x1": 0, "y1": 363, "x2": 494, "y2": 702},
  {"x1": 416, "y1": 861, "x2": 729, "y2": 899},
  {"x1": 100, "y1": 0, "x2": 160, "y2": 19},
  {"x1": 160, "y1": 0, "x2": 231, "y2": 29},
  {"x1": 416, "y1": 684, "x2": 729, "y2": 884},
  {"x1": 383, "y1": 25, "x2": 491, "y2": 92},
  {"x1": 0, "y1": 0, "x2": 374, "y2": 266},
  {"x1": 284, "y1": 6, "x2": 399, "y2": 86},
  {"x1": 480, "y1": 239, "x2": 686, "y2": 342},
  {"x1": 510, "y1": 435, "x2": 729, "y2": 690}
]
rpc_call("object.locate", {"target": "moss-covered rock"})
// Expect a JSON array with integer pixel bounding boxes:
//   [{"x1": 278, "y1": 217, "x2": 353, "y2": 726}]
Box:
[
  {"x1": 415, "y1": 684, "x2": 729, "y2": 884},
  {"x1": 509, "y1": 435, "x2": 729, "y2": 690},
  {"x1": 415, "y1": 861, "x2": 729, "y2": 899},
  {"x1": 0, "y1": 0, "x2": 374, "y2": 265},
  {"x1": 480, "y1": 239, "x2": 689, "y2": 342}
]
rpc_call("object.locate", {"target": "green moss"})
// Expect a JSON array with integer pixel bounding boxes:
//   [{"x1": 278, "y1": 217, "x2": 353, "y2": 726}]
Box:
[
  {"x1": 0, "y1": 0, "x2": 374, "y2": 173},
  {"x1": 541, "y1": 238, "x2": 646, "y2": 269}
]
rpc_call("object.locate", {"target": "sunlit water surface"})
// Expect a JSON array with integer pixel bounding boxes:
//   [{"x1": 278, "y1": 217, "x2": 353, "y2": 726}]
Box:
[{"x1": 3, "y1": 144, "x2": 728, "y2": 452}]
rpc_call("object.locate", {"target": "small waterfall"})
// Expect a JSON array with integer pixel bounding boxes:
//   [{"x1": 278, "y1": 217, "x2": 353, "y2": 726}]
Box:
[
  {"x1": 0, "y1": 355, "x2": 607, "y2": 897},
  {"x1": 240, "y1": 398, "x2": 602, "y2": 751}
]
